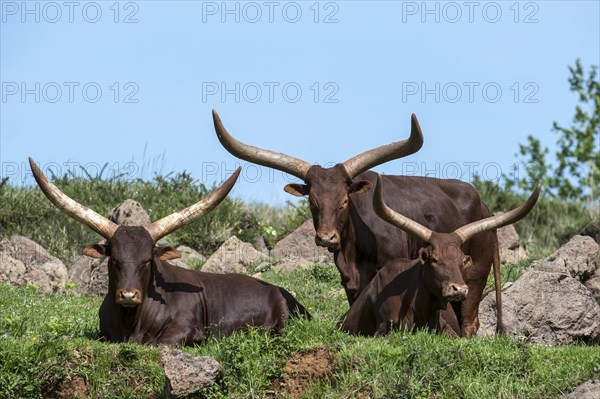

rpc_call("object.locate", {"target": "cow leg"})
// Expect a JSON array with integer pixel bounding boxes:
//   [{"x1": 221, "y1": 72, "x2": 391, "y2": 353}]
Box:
[
  {"x1": 157, "y1": 324, "x2": 204, "y2": 346},
  {"x1": 432, "y1": 305, "x2": 462, "y2": 338},
  {"x1": 461, "y1": 269, "x2": 487, "y2": 337},
  {"x1": 461, "y1": 232, "x2": 494, "y2": 337},
  {"x1": 334, "y1": 251, "x2": 360, "y2": 304},
  {"x1": 374, "y1": 320, "x2": 390, "y2": 336}
]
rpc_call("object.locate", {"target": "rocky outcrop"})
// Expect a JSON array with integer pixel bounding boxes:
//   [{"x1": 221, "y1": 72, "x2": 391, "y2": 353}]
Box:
[
  {"x1": 202, "y1": 236, "x2": 265, "y2": 274},
  {"x1": 531, "y1": 235, "x2": 599, "y2": 282},
  {"x1": 167, "y1": 245, "x2": 206, "y2": 270},
  {"x1": 0, "y1": 235, "x2": 68, "y2": 293},
  {"x1": 566, "y1": 379, "x2": 600, "y2": 399},
  {"x1": 176, "y1": 245, "x2": 205, "y2": 264},
  {"x1": 160, "y1": 347, "x2": 221, "y2": 398},
  {"x1": 271, "y1": 221, "x2": 333, "y2": 271},
  {"x1": 107, "y1": 199, "x2": 151, "y2": 226},
  {"x1": 69, "y1": 256, "x2": 108, "y2": 296},
  {"x1": 478, "y1": 269, "x2": 600, "y2": 344},
  {"x1": 496, "y1": 215, "x2": 527, "y2": 264}
]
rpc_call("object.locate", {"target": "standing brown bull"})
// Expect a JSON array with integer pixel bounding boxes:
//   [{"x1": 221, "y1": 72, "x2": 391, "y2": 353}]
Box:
[
  {"x1": 340, "y1": 177, "x2": 540, "y2": 337},
  {"x1": 212, "y1": 110, "x2": 501, "y2": 337},
  {"x1": 29, "y1": 158, "x2": 309, "y2": 345}
]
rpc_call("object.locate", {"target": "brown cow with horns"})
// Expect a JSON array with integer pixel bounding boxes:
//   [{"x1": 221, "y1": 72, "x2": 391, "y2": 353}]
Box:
[
  {"x1": 29, "y1": 158, "x2": 309, "y2": 345},
  {"x1": 212, "y1": 110, "x2": 502, "y2": 337},
  {"x1": 340, "y1": 177, "x2": 540, "y2": 336}
]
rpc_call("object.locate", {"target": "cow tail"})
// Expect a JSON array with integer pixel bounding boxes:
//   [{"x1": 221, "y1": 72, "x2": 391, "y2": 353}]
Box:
[
  {"x1": 493, "y1": 234, "x2": 504, "y2": 334},
  {"x1": 279, "y1": 288, "x2": 312, "y2": 320}
]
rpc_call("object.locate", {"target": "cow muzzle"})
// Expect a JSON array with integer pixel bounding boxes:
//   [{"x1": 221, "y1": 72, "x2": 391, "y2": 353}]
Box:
[
  {"x1": 315, "y1": 230, "x2": 341, "y2": 251},
  {"x1": 443, "y1": 284, "x2": 468, "y2": 302},
  {"x1": 116, "y1": 289, "x2": 142, "y2": 307}
]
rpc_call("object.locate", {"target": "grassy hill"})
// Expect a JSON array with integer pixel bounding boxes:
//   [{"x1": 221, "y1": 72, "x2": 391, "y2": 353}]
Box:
[
  {"x1": 0, "y1": 172, "x2": 598, "y2": 398},
  {"x1": 1, "y1": 264, "x2": 599, "y2": 399}
]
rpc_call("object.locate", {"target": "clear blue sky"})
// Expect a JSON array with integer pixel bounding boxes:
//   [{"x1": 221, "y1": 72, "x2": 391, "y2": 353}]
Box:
[{"x1": 1, "y1": 1, "x2": 599, "y2": 205}]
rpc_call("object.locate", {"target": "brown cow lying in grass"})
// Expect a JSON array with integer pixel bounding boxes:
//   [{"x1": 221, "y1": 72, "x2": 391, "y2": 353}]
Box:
[
  {"x1": 29, "y1": 158, "x2": 310, "y2": 345},
  {"x1": 340, "y1": 176, "x2": 540, "y2": 337}
]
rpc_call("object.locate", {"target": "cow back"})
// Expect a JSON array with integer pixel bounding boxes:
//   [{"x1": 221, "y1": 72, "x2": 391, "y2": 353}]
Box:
[{"x1": 350, "y1": 171, "x2": 486, "y2": 263}]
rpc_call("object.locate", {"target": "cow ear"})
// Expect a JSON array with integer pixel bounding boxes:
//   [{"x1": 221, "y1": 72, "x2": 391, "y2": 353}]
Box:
[
  {"x1": 349, "y1": 180, "x2": 372, "y2": 195},
  {"x1": 284, "y1": 184, "x2": 309, "y2": 197},
  {"x1": 462, "y1": 255, "x2": 473, "y2": 270},
  {"x1": 418, "y1": 247, "x2": 429, "y2": 265},
  {"x1": 154, "y1": 246, "x2": 181, "y2": 260},
  {"x1": 83, "y1": 244, "x2": 109, "y2": 259}
]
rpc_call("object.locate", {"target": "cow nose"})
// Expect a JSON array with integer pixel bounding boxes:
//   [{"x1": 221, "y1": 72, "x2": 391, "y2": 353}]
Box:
[
  {"x1": 117, "y1": 289, "x2": 142, "y2": 306},
  {"x1": 315, "y1": 230, "x2": 340, "y2": 247},
  {"x1": 444, "y1": 284, "x2": 468, "y2": 301}
]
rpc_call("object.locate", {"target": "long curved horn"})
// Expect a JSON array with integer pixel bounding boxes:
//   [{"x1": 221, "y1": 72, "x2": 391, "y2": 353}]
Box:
[
  {"x1": 342, "y1": 113, "x2": 424, "y2": 178},
  {"x1": 454, "y1": 185, "x2": 541, "y2": 243},
  {"x1": 373, "y1": 175, "x2": 432, "y2": 242},
  {"x1": 29, "y1": 157, "x2": 118, "y2": 239},
  {"x1": 212, "y1": 109, "x2": 312, "y2": 180},
  {"x1": 144, "y1": 167, "x2": 241, "y2": 241}
]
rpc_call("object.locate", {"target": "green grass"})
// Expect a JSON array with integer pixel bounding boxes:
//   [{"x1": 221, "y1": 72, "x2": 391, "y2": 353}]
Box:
[
  {"x1": 2, "y1": 169, "x2": 596, "y2": 265},
  {"x1": 0, "y1": 172, "x2": 309, "y2": 263},
  {"x1": 1, "y1": 265, "x2": 598, "y2": 399},
  {"x1": 1, "y1": 171, "x2": 598, "y2": 398}
]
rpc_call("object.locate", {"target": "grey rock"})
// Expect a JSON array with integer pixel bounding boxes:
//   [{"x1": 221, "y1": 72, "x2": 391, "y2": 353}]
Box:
[
  {"x1": 271, "y1": 220, "x2": 333, "y2": 271},
  {"x1": 584, "y1": 275, "x2": 600, "y2": 303},
  {"x1": 0, "y1": 255, "x2": 26, "y2": 283},
  {"x1": 176, "y1": 245, "x2": 206, "y2": 263},
  {"x1": 23, "y1": 260, "x2": 69, "y2": 293},
  {"x1": 273, "y1": 256, "x2": 312, "y2": 272},
  {"x1": 169, "y1": 245, "x2": 205, "y2": 270},
  {"x1": 160, "y1": 347, "x2": 221, "y2": 398},
  {"x1": 478, "y1": 269, "x2": 600, "y2": 344},
  {"x1": 202, "y1": 236, "x2": 265, "y2": 274},
  {"x1": 565, "y1": 379, "x2": 600, "y2": 399},
  {"x1": 252, "y1": 234, "x2": 269, "y2": 255},
  {"x1": 107, "y1": 199, "x2": 151, "y2": 226},
  {"x1": 497, "y1": 219, "x2": 520, "y2": 250},
  {"x1": 168, "y1": 259, "x2": 191, "y2": 270},
  {"x1": 496, "y1": 213, "x2": 527, "y2": 264},
  {"x1": 500, "y1": 246, "x2": 528, "y2": 265},
  {"x1": 0, "y1": 235, "x2": 68, "y2": 293},
  {"x1": 69, "y1": 255, "x2": 109, "y2": 296},
  {"x1": 0, "y1": 235, "x2": 57, "y2": 265},
  {"x1": 532, "y1": 235, "x2": 599, "y2": 282}
]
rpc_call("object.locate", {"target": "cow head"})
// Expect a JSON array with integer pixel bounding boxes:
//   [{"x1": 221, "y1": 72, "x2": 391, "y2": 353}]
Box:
[
  {"x1": 83, "y1": 227, "x2": 182, "y2": 307},
  {"x1": 413, "y1": 232, "x2": 471, "y2": 301},
  {"x1": 212, "y1": 110, "x2": 423, "y2": 251},
  {"x1": 373, "y1": 176, "x2": 540, "y2": 302},
  {"x1": 29, "y1": 157, "x2": 240, "y2": 307},
  {"x1": 284, "y1": 164, "x2": 372, "y2": 250}
]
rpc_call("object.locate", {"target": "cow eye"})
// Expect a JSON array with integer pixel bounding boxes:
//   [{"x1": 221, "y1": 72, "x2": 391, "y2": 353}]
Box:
[{"x1": 339, "y1": 199, "x2": 348, "y2": 210}]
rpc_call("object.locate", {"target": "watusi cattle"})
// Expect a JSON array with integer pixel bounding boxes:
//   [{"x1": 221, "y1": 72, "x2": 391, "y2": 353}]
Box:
[
  {"x1": 212, "y1": 110, "x2": 502, "y2": 337},
  {"x1": 29, "y1": 158, "x2": 309, "y2": 345},
  {"x1": 340, "y1": 177, "x2": 540, "y2": 337}
]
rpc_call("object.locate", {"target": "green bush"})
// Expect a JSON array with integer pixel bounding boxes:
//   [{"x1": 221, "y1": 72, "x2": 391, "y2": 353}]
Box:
[
  {"x1": 474, "y1": 176, "x2": 596, "y2": 258},
  {"x1": 0, "y1": 171, "x2": 265, "y2": 262}
]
